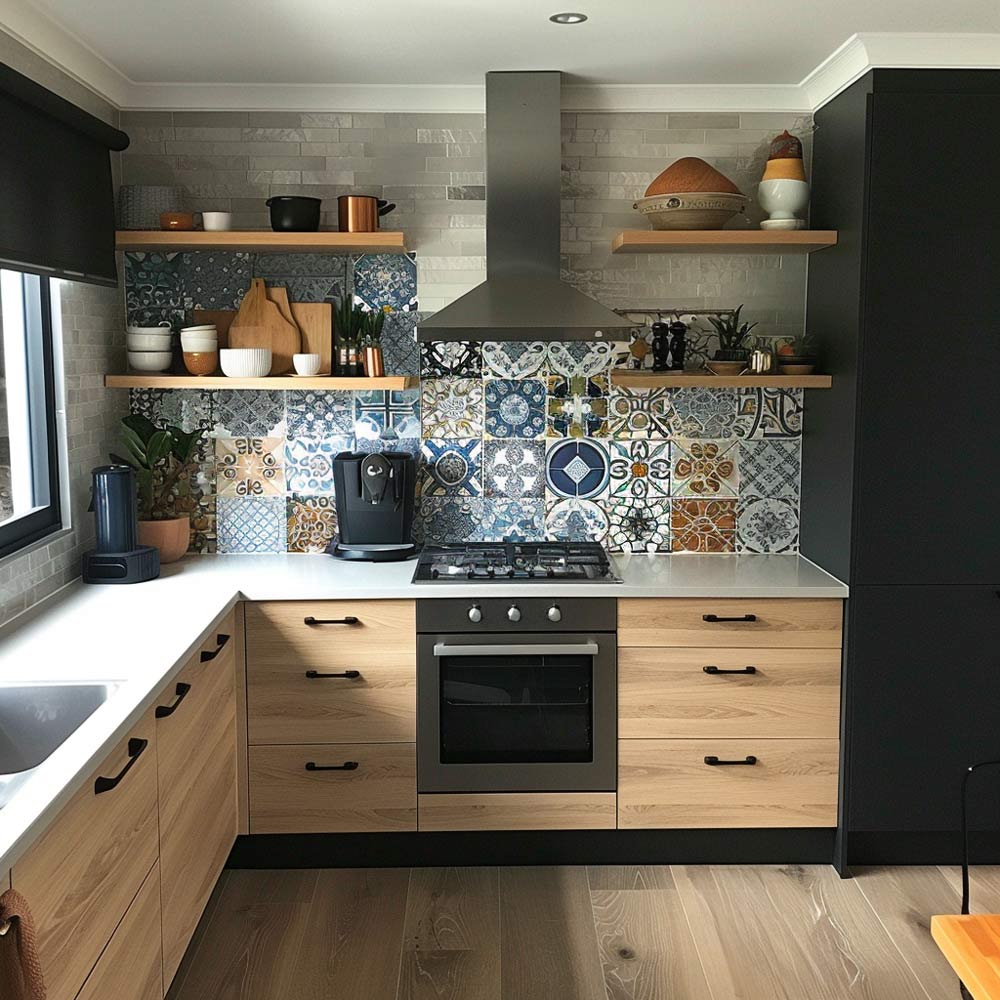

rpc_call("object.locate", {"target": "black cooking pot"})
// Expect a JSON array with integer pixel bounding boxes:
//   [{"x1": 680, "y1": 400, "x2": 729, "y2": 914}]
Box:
[{"x1": 266, "y1": 195, "x2": 322, "y2": 232}]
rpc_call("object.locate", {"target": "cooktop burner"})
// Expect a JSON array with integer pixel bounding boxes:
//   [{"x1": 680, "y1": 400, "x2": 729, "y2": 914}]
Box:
[{"x1": 412, "y1": 542, "x2": 620, "y2": 583}]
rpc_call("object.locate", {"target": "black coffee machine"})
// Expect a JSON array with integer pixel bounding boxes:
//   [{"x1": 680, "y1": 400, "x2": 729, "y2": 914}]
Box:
[
  {"x1": 327, "y1": 451, "x2": 417, "y2": 562},
  {"x1": 82, "y1": 465, "x2": 160, "y2": 584}
]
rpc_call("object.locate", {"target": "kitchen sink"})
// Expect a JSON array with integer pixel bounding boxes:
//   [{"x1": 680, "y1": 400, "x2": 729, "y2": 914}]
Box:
[{"x1": 0, "y1": 682, "x2": 118, "y2": 810}]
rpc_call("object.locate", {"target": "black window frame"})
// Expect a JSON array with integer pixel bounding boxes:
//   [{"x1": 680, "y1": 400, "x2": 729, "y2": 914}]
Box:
[{"x1": 0, "y1": 271, "x2": 62, "y2": 559}]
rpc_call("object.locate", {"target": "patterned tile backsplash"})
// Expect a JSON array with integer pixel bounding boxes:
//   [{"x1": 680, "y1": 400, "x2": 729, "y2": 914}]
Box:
[{"x1": 126, "y1": 250, "x2": 805, "y2": 555}]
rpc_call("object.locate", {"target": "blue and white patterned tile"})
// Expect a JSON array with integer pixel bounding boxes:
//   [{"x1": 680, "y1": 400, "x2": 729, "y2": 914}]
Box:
[
  {"x1": 483, "y1": 440, "x2": 545, "y2": 499},
  {"x1": 274, "y1": 276, "x2": 347, "y2": 303},
  {"x1": 737, "y1": 496, "x2": 800, "y2": 553},
  {"x1": 381, "y1": 310, "x2": 422, "y2": 377},
  {"x1": 211, "y1": 389, "x2": 286, "y2": 438},
  {"x1": 484, "y1": 378, "x2": 546, "y2": 439},
  {"x1": 546, "y1": 341, "x2": 615, "y2": 378},
  {"x1": 284, "y1": 436, "x2": 349, "y2": 493},
  {"x1": 419, "y1": 439, "x2": 483, "y2": 497},
  {"x1": 253, "y1": 254, "x2": 349, "y2": 278},
  {"x1": 354, "y1": 434, "x2": 421, "y2": 457},
  {"x1": 482, "y1": 341, "x2": 547, "y2": 378},
  {"x1": 546, "y1": 375, "x2": 609, "y2": 438},
  {"x1": 479, "y1": 499, "x2": 545, "y2": 541},
  {"x1": 421, "y1": 379, "x2": 483, "y2": 438},
  {"x1": 179, "y1": 252, "x2": 251, "y2": 310},
  {"x1": 129, "y1": 388, "x2": 214, "y2": 460},
  {"x1": 668, "y1": 388, "x2": 739, "y2": 439},
  {"x1": 605, "y1": 496, "x2": 671, "y2": 553},
  {"x1": 544, "y1": 498, "x2": 609, "y2": 543},
  {"x1": 355, "y1": 389, "x2": 421, "y2": 441},
  {"x1": 608, "y1": 387, "x2": 673, "y2": 439},
  {"x1": 608, "y1": 440, "x2": 671, "y2": 499},
  {"x1": 739, "y1": 438, "x2": 801, "y2": 498},
  {"x1": 420, "y1": 341, "x2": 482, "y2": 378},
  {"x1": 124, "y1": 252, "x2": 184, "y2": 312},
  {"x1": 217, "y1": 496, "x2": 286, "y2": 554},
  {"x1": 733, "y1": 388, "x2": 804, "y2": 439},
  {"x1": 545, "y1": 439, "x2": 610, "y2": 500},
  {"x1": 416, "y1": 497, "x2": 485, "y2": 545},
  {"x1": 286, "y1": 389, "x2": 354, "y2": 439},
  {"x1": 353, "y1": 252, "x2": 417, "y2": 311}
]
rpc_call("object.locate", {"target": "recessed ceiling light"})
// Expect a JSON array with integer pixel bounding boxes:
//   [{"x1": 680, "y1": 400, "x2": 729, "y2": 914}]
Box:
[{"x1": 549, "y1": 12, "x2": 588, "y2": 24}]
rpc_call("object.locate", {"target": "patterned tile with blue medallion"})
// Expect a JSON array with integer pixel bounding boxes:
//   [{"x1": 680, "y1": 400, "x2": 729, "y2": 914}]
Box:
[
  {"x1": 353, "y1": 252, "x2": 418, "y2": 312},
  {"x1": 483, "y1": 440, "x2": 545, "y2": 499},
  {"x1": 355, "y1": 389, "x2": 421, "y2": 442},
  {"x1": 545, "y1": 439, "x2": 610, "y2": 499},
  {"x1": 480, "y1": 499, "x2": 545, "y2": 541},
  {"x1": 484, "y1": 378, "x2": 546, "y2": 439},
  {"x1": 416, "y1": 497, "x2": 485, "y2": 545},
  {"x1": 286, "y1": 390, "x2": 355, "y2": 439},
  {"x1": 284, "y1": 436, "x2": 349, "y2": 494},
  {"x1": 419, "y1": 439, "x2": 483, "y2": 497},
  {"x1": 217, "y1": 496, "x2": 286, "y2": 553}
]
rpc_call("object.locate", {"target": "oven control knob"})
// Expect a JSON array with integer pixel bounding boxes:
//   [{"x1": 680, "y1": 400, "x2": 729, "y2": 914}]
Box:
[
  {"x1": 468, "y1": 605, "x2": 483, "y2": 623},
  {"x1": 507, "y1": 604, "x2": 522, "y2": 623},
  {"x1": 547, "y1": 604, "x2": 562, "y2": 623}
]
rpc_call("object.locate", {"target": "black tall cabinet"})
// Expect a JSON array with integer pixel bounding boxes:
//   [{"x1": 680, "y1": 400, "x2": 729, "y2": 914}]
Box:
[{"x1": 803, "y1": 70, "x2": 1000, "y2": 867}]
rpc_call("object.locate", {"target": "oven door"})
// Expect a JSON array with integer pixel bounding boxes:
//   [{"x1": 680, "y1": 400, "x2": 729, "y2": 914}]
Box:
[{"x1": 417, "y1": 633, "x2": 616, "y2": 793}]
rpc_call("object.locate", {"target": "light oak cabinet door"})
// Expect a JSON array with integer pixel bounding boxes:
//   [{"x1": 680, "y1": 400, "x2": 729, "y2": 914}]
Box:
[
  {"x1": 12, "y1": 710, "x2": 158, "y2": 1000},
  {"x1": 157, "y1": 614, "x2": 238, "y2": 989},
  {"x1": 246, "y1": 601, "x2": 416, "y2": 744},
  {"x1": 418, "y1": 792, "x2": 617, "y2": 831},
  {"x1": 76, "y1": 861, "x2": 162, "y2": 1000}
]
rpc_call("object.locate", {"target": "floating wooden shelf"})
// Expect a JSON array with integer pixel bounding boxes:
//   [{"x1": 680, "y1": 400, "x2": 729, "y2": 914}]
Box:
[
  {"x1": 611, "y1": 370, "x2": 832, "y2": 389},
  {"x1": 104, "y1": 375, "x2": 418, "y2": 390},
  {"x1": 611, "y1": 230, "x2": 838, "y2": 254},
  {"x1": 115, "y1": 230, "x2": 408, "y2": 253}
]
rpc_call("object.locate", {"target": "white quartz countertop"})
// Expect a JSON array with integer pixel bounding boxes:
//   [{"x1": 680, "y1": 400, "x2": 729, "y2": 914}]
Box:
[{"x1": 0, "y1": 552, "x2": 846, "y2": 872}]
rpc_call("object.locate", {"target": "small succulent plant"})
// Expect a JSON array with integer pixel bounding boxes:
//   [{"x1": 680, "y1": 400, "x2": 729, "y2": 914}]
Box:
[{"x1": 708, "y1": 305, "x2": 758, "y2": 360}]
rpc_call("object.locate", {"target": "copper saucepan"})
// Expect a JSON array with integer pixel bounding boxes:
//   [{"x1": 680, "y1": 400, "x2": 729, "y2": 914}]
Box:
[{"x1": 337, "y1": 195, "x2": 396, "y2": 233}]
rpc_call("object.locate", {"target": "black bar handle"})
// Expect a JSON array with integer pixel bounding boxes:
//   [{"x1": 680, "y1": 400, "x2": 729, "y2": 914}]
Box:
[
  {"x1": 305, "y1": 669, "x2": 361, "y2": 680},
  {"x1": 95, "y1": 738, "x2": 148, "y2": 794},
  {"x1": 155, "y1": 682, "x2": 192, "y2": 718},
  {"x1": 703, "y1": 665, "x2": 757, "y2": 675},
  {"x1": 200, "y1": 633, "x2": 231, "y2": 662},
  {"x1": 702, "y1": 613, "x2": 757, "y2": 623},
  {"x1": 304, "y1": 616, "x2": 359, "y2": 626},
  {"x1": 305, "y1": 760, "x2": 359, "y2": 772},
  {"x1": 704, "y1": 755, "x2": 758, "y2": 766}
]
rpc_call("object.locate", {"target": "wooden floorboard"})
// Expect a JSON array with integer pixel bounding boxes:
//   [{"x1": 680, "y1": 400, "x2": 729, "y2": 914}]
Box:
[{"x1": 168, "y1": 863, "x2": 1000, "y2": 1000}]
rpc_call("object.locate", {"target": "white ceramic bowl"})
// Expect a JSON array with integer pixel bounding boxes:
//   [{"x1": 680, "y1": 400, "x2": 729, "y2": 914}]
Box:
[
  {"x1": 293, "y1": 353, "x2": 322, "y2": 376},
  {"x1": 127, "y1": 332, "x2": 173, "y2": 351},
  {"x1": 181, "y1": 335, "x2": 218, "y2": 351},
  {"x1": 220, "y1": 347, "x2": 272, "y2": 378},
  {"x1": 127, "y1": 324, "x2": 172, "y2": 336},
  {"x1": 180, "y1": 324, "x2": 217, "y2": 334},
  {"x1": 633, "y1": 191, "x2": 746, "y2": 230},
  {"x1": 127, "y1": 350, "x2": 173, "y2": 372},
  {"x1": 201, "y1": 212, "x2": 232, "y2": 231}
]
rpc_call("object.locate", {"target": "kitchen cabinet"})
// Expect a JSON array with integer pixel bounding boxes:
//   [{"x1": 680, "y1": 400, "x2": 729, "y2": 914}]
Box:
[
  {"x1": 11, "y1": 709, "x2": 158, "y2": 1000},
  {"x1": 156, "y1": 615, "x2": 238, "y2": 988},
  {"x1": 418, "y1": 793, "x2": 617, "y2": 831}
]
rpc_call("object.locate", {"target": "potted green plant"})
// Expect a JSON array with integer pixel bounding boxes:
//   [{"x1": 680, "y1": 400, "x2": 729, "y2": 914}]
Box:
[
  {"x1": 706, "y1": 305, "x2": 758, "y2": 374},
  {"x1": 334, "y1": 296, "x2": 366, "y2": 376},
  {"x1": 776, "y1": 333, "x2": 818, "y2": 374},
  {"x1": 362, "y1": 306, "x2": 390, "y2": 377},
  {"x1": 111, "y1": 414, "x2": 204, "y2": 563}
]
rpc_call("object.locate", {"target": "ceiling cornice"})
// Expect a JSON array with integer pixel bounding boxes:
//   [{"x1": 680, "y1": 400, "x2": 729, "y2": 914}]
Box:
[{"x1": 2, "y1": 7, "x2": 999, "y2": 114}]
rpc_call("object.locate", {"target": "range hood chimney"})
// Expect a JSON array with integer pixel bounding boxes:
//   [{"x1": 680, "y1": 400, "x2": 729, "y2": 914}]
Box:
[{"x1": 417, "y1": 71, "x2": 633, "y2": 342}]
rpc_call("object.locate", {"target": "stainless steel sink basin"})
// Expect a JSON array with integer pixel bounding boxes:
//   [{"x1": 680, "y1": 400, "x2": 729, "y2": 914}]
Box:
[{"x1": 0, "y1": 682, "x2": 118, "y2": 810}]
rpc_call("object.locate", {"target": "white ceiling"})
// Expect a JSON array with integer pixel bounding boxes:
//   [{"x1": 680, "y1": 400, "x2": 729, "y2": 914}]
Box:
[{"x1": 3, "y1": 0, "x2": 1000, "y2": 109}]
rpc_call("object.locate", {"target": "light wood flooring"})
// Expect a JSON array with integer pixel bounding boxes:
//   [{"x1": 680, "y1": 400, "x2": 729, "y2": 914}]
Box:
[{"x1": 167, "y1": 864, "x2": 1000, "y2": 999}]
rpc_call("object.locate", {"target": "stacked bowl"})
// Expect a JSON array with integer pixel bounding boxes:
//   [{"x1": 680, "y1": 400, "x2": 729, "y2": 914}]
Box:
[
  {"x1": 180, "y1": 325, "x2": 218, "y2": 376},
  {"x1": 126, "y1": 325, "x2": 173, "y2": 372}
]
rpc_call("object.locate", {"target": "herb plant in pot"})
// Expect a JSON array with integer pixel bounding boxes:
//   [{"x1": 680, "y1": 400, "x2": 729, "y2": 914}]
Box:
[
  {"x1": 112, "y1": 414, "x2": 204, "y2": 563},
  {"x1": 362, "y1": 306, "x2": 390, "y2": 377},
  {"x1": 706, "y1": 305, "x2": 758, "y2": 376},
  {"x1": 776, "y1": 334, "x2": 818, "y2": 374}
]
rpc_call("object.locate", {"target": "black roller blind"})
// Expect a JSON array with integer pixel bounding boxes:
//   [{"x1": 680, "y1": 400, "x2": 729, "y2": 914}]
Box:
[{"x1": 0, "y1": 62, "x2": 129, "y2": 286}]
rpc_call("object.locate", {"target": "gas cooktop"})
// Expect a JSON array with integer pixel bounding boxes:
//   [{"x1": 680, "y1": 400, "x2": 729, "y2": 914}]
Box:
[{"x1": 412, "y1": 542, "x2": 620, "y2": 583}]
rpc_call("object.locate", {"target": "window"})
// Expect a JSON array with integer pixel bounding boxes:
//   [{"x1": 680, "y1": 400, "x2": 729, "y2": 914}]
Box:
[{"x1": 0, "y1": 269, "x2": 61, "y2": 558}]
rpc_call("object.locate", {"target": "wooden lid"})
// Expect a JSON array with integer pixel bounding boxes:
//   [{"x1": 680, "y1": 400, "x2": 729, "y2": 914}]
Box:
[{"x1": 645, "y1": 157, "x2": 741, "y2": 197}]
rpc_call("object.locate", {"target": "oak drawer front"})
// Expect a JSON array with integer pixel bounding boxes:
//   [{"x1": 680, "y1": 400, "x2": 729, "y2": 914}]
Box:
[
  {"x1": 618, "y1": 739, "x2": 839, "y2": 829},
  {"x1": 619, "y1": 647, "x2": 841, "y2": 739},
  {"x1": 246, "y1": 601, "x2": 416, "y2": 745},
  {"x1": 418, "y1": 792, "x2": 617, "y2": 832},
  {"x1": 249, "y1": 743, "x2": 416, "y2": 834},
  {"x1": 12, "y1": 711, "x2": 158, "y2": 1000},
  {"x1": 76, "y1": 861, "x2": 162, "y2": 1000},
  {"x1": 618, "y1": 598, "x2": 843, "y2": 648}
]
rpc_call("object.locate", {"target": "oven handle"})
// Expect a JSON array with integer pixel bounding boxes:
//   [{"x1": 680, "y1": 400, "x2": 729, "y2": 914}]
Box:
[{"x1": 432, "y1": 642, "x2": 600, "y2": 658}]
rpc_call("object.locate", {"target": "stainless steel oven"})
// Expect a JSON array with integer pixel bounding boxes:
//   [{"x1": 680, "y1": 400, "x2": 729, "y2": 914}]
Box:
[{"x1": 416, "y1": 598, "x2": 616, "y2": 793}]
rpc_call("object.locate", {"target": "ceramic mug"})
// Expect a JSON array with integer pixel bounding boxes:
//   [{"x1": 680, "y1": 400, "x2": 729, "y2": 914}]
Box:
[
  {"x1": 202, "y1": 211, "x2": 232, "y2": 231},
  {"x1": 293, "y1": 353, "x2": 322, "y2": 376}
]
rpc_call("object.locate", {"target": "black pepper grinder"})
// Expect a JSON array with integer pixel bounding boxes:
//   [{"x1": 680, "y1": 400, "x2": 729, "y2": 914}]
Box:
[
  {"x1": 651, "y1": 319, "x2": 672, "y2": 371},
  {"x1": 667, "y1": 320, "x2": 688, "y2": 371}
]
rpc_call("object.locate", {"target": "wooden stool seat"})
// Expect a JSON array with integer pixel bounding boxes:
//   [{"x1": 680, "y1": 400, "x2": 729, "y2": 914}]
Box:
[{"x1": 932, "y1": 914, "x2": 1000, "y2": 999}]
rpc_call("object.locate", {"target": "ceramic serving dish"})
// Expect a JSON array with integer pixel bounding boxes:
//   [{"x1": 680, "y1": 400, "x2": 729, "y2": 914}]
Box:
[
  {"x1": 127, "y1": 351, "x2": 172, "y2": 372},
  {"x1": 126, "y1": 332, "x2": 173, "y2": 351},
  {"x1": 220, "y1": 348, "x2": 272, "y2": 378},
  {"x1": 634, "y1": 192, "x2": 747, "y2": 230}
]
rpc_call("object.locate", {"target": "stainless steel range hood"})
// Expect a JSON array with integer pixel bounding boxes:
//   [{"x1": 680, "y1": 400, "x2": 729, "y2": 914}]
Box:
[{"x1": 417, "y1": 71, "x2": 632, "y2": 343}]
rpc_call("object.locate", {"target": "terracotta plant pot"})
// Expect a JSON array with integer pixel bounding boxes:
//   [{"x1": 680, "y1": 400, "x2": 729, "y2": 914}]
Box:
[{"x1": 138, "y1": 516, "x2": 190, "y2": 563}]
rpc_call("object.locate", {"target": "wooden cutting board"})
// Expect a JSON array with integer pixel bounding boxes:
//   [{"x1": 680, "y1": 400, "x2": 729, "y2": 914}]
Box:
[
  {"x1": 190, "y1": 309, "x2": 235, "y2": 348},
  {"x1": 288, "y1": 302, "x2": 332, "y2": 374},
  {"x1": 229, "y1": 278, "x2": 300, "y2": 375}
]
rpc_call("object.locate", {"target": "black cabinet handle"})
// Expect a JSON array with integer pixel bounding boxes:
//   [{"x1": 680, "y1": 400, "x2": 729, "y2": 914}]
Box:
[
  {"x1": 703, "y1": 665, "x2": 757, "y2": 675},
  {"x1": 304, "y1": 616, "x2": 359, "y2": 626},
  {"x1": 95, "y1": 738, "x2": 148, "y2": 794},
  {"x1": 305, "y1": 669, "x2": 361, "y2": 680},
  {"x1": 200, "y1": 633, "x2": 231, "y2": 662},
  {"x1": 702, "y1": 613, "x2": 757, "y2": 623},
  {"x1": 155, "y1": 682, "x2": 192, "y2": 718},
  {"x1": 704, "y1": 755, "x2": 757, "y2": 766},
  {"x1": 305, "y1": 760, "x2": 359, "y2": 772}
]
